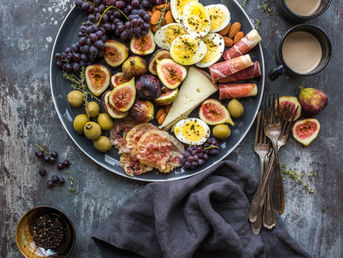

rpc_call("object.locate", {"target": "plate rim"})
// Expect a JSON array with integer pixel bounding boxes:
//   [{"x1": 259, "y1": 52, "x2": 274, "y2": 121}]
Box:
[{"x1": 50, "y1": 1, "x2": 265, "y2": 182}]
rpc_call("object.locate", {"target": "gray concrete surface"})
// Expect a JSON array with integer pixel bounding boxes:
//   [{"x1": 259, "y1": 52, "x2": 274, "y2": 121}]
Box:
[{"x1": 1, "y1": 0, "x2": 342, "y2": 257}]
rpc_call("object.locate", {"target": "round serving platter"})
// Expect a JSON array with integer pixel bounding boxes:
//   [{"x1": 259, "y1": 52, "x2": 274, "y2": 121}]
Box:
[{"x1": 50, "y1": 0, "x2": 265, "y2": 182}]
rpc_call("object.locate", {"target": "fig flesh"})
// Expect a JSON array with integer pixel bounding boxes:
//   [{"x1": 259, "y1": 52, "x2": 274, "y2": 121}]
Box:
[
  {"x1": 154, "y1": 87, "x2": 179, "y2": 106},
  {"x1": 129, "y1": 100, "x2": 154, "y2": 123},
  {"x1": 199, "y1": 99, "x2": 234, "y2": 126},
  {"x1": 109, "y1": 78, "x2": 136, "y2": 112},
  {"x1": 104, "y1": 40, "x2": 129, "y2": 67},
  {"x1": 102, "y1": 90, "x2": 128, "y2": 119},
  {"x1": 279, "y1": 96, "x2": 301, "y2": 121},
  {"x1": 148, "y1": 49, "x2": 171, "y2": 75},
  {"x1": 130, "y1": 30, "x2": 156, "y2": 56},
  {"x1": 85, "y1": 64, "x2": 111, "y2": 96},
  {"x1": 136, "y1": 75, "x2": 161, "y2": 100},
  {"x1": 156, "y1": 59, "x2": 187, "y2": 89},
  {"x1": 122, "y1": 56, "x2": 148, "y2": 79},
  {"x1": 111, "y1": 72, "x2": 130, "y2": 88},
  {"x1": 292, "y1": 118, "x2": 320, "y2": 147},
  {"x1": 299, "y1": 86, "x2": 328, "y2": 116}
]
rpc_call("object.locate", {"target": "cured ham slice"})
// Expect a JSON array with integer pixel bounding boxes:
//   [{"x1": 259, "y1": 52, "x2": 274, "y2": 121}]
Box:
[
  {"x1": 217, "y1": 61, "x2": 261, "y2": 83},
  {"x1": 110, "y1": 118, "x2": 137, "y2": 154},
  {"x1": 219, "y1": 83, "x2": 258, "y2": 100},
  {"x1": 209, "y1": 54, "x2": 253, "y2": 82},
  {"x1": 125, "y1": 123, "x2": 157, "y2": 150},
  {"x1": 223, "y1": 29, "x2": 262, "y2": 60},
  {"x1": 120, "y1": 153, "x2": 153, "y2": 176}
]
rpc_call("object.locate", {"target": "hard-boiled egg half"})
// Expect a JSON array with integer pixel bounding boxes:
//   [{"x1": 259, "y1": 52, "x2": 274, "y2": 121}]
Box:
[
  {"x1": 171, "y1": 0, "x2": 198, "y2": 23},
  {"x1": 174, "y1": 118, "x2": 210, "y2": 145},
  {"x1": 170, "y1": 35, "x2": 207, "y2": 65},
  {"x1": 182, "y1": 2, "x2": 211, "y2": 38},
  {"x1": 154, "y1": 23, "x2": 187, "y2": 50},
  {"x1": 206, "y1": 4, "x2": 231, "y2": 32},
  {"x1": 196, "y1": 33, "x2": 224, "y2": 68}
]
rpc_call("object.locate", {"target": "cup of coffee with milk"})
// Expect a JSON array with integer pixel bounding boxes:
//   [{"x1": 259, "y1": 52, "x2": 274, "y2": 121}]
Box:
[
  {"x1": 278, "y1": 0, "x2": 332, "y2": 23},
  {"x1": 269, "y1": 24, "x2": 331, "y2": 81}
]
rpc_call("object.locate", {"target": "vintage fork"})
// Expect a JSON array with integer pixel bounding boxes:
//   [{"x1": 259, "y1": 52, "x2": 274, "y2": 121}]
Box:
[
  {"x1": 263, "y1": 102, "x2": 298, "y2": 228},
  {"x1": 249, "y1": 93, "x2": 281, "y2": 223},
  {"x1": 251, "y1": 111, "x2": 271, "y2": 235}
]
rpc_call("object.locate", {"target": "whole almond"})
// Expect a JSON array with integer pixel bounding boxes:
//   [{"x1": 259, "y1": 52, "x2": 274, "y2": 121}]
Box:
[
  {"x1": 150, "y1": 11, "x2": 162, "y2": 25},
  {"x1": 157, "y1": 112, "x2": 167, "y2": 125},
  {"x1": 165, "y1": 10, "x2": 174, "y2": 24},
  {"x1": 229, "y1": 22, "x2": 241, "y2": 38},
  {"x1": 223, "y1": 36, "x2": 234, "y2": 47},
  {"x1": 234, "y1": 31, "x2": 244, "y2": 44},
  {"x1": 219, "y1": 23, "x2": 231, "y2": 36}
]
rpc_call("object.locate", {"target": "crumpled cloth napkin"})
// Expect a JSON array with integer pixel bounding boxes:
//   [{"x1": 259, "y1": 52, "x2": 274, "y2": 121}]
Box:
[{"x1": 93, "y1": 160, "x2": 312, "y2": 258}]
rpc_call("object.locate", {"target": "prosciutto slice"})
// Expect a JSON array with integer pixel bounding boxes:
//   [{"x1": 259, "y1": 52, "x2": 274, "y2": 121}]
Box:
[
  {"x1": 223, "y1": 29, "x2": 262, "y2": 60},
  {"x1": 217, "y1": 61, "x2": 261, "y2": 83},
  {"x1": 209, "y1": 54, "x2": 253, "y2": 81},
  {"x1": 219, "y1": 83, "x2": 258, "y2": 100}
]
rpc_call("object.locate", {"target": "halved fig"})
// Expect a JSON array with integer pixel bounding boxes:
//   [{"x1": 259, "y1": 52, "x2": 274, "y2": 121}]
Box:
[
  {"x1": 109, "y1": 78, "x2": 136, "y2": 112},
  {"x1": 278, "y1": 96, "x2": 302, "y2": 121},
  {"x1": 156, "y1": 59, "x2": 187, "y2": 89},
  {"x1": 148, "y1": 49, "x2": 171, "y2": 75},
  {"x1": 111, "y1": 72, "x2": 131, "y2": 88},
  {"x1": 122, "y1": 56, "x2": 148, "y2": 79},
  {"x1": 154, "y1": 87, "x2": 178, "y2": 106},
  {"x1": 199, "y1": 99, "x2": 234, "y2": 126},
  {"x1": 292, "y1": 118, "x2": 320, "y2": 147},
  {"x1": 85, "y1": 64, "x2": 111, "y2": 96},
  {"x1": 130, "y1": 30, "x2": 156, "y2": 56},
  {"x1": 104, "y1": 40, "x2": 129, "y2": 67},
  {"x1": 129, "y1": 100, "x2": 154, "y2": 123},
  {"x1": 102, "y1": 90, "x2": 128, "y2": 119}
]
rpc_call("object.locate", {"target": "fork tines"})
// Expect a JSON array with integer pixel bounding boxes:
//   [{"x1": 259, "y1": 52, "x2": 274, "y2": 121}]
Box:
[{"x1": 263, "y1": 93, "x2": 280, "y2": 124}]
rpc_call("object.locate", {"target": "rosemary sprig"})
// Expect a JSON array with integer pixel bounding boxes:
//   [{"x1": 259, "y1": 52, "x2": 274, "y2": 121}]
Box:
[
  {"x1": 255, "y1": 19, "x2": 261, "y2": 30},
  {"x1": 280, "y1": 163, "x2": 316, "y2": 194},
  {"x1": 63, "y1": 67, "x2": 99, "y2": 116},
  {"x1": 240, "y1": 0, "x2": 248, "y2": 8},
  {"x1": 157, "y1": 1, "x2": 168, "y2": 29},
  {"x1": 261, "y1": 0, "x2": 272, "y2": 15}
]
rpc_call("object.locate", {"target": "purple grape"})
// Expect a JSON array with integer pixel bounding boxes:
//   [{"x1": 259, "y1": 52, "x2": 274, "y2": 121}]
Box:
[
  {"x1": 47, "y1": 180, "x2": 54, "y2": 189},
  {"x1": 131, "y1": 0, "x2": 139, "y2": 7},
  {"x1": 50, "y1": 151, "x2": 58, "y2": 158},
  {"x1": 35, "y1": 150, "x2": 44, "y2": 159},
  {"x1": 59, "y1": 177, "x2": 65, "y2": 185},
  {"x1": 52, "y1": 175, "x2": 59, "y2": 184},
  {"x1": 99, "y1": 4, "x2": 105, "y2": 13},
  {"x1": 89, "y1": 46, "x2": 99, "y2": 56},
  {"x1": 89, "y1": 33, "x2": 98, "y2": 42},
  {"x1": 63, "y1": 160, "x2": 70, "y2": 168},
  {"x1": 203, "y1": 153, "x2": 209, "y2": 160},
  {"x1": 44, "y1": 155, "x2": 50, "y2": 163},
  {"x1": 55, "y1": 53, "x2": 62, "y2": 60},
  {"x1": 95, "y1": 40, "x2": 104, "y2": 49},
  {"x1": 184, "y1": 161, "x2": 191, "y2": 169},
  {"x1": 198, "y1": 159, "x2": 205, "y2": 165},
  {"x1": 39, "y1": 169, "x2": 47, "y2": 177},
  {"x1": 73, "y1": 63, "x2": 81, "y2": 72}
]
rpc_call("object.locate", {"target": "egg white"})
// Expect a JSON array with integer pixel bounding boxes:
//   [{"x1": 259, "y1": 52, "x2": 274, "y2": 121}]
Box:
[
  {"x1": 154, "y1": 23, "x2": 187, "y2": 50},
  {"x1": 170, "y1": 35, "x2": 207, "y2": 65},
  {"x1": 196, "y1": 33, "x2": 225, "y2": 68},
  {"x1": 170, "y1": 0, "x2": 198, "y2": 23},
  {"x1": 182, "y1": 2, "x2": 211, "y2": 38},
  {"x1": 205, "y1": 4, "x2": 231, "y2": 32},
  {"x1": 174, "y1": 118, "x2": 210, "y2": 145}
]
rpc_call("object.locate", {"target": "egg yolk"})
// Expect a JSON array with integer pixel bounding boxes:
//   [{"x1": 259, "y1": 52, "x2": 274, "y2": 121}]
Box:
[
  {"x1": 201, "y1": 38, "x2": 219, "y2": 63},
  {"x1": 208, "y1": 7, "x2": 226, "y2": 31},
  {"x1": 182, "y1": 122, "x2": 206, "y2": 143},
  {"x1": 172, "y1": 36, "x2": 199, "y2": 60},
  {"x1": 164, "y1": 25, "x2": 187, "y2": 46},
  {"x1": 185, "y1": 4, "x2": 210, "y2": 33},
  {"x1": 176, "y1": 0, "x2": 197, "y2": 16}
]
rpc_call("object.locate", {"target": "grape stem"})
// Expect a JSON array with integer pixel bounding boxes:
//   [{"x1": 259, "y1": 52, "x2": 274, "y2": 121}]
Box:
[
  {"x1": 97, "y1": 5, "x2": 128, "y2": 26},
  {"x1": 35, "y1": 144, "x2": 49, "y2": 154}
]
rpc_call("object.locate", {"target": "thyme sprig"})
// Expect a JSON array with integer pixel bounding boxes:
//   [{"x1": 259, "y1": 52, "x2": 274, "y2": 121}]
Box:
[
  {"x1": 157, "y1": 1, "x2": 168, "y2": 29},
  {"x1": 280, "y1": 163, "x2": 316, "y2": 194},
  {"x1": 240, "y1": 0, "x2": 249, "y2": 8},
  {"x1": 67, "y1": 169, "x2": 78, "y2": 196},
  {"x1": 261, "y1": 0, "x2": 272, "y2": 15}
]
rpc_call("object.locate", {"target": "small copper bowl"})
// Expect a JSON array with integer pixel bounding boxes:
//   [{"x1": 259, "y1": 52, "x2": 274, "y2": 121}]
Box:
[{"x1": 16, "y1": 206, "x2": 76, "y2": 257}]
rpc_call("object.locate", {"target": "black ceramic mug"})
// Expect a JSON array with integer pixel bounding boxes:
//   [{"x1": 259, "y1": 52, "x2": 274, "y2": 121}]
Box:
[
  {"x1": 277, "y1": 0, "x2": 332, "y2": 23},
  {"x1": 269, "y1": 24, "x2": 331, "y2": 81}
]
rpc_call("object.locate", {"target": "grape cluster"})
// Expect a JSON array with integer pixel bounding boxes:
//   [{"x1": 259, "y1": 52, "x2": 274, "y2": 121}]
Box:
[
  {"x1": 56, "y1": 0, "x2": 165, "y2": 73},
  {"x1": 182, "y1": 137, "x2": 220, "y2": 170}
]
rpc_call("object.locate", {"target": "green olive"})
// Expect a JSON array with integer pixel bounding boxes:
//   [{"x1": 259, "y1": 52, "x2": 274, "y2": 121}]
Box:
[
  {"x1": 93, "y1": 136, "x2": 112, "y2": 152},
  {"x1": 83, "y1": 122, "x2": 102, "y2": 140},
  {"x1": 86, "y1": 101, "x2": 100, "y2": 118},
  {"x1": 212, "y1": 124, "x2": 231, "y2": 139},
  {"x1": 97, "y1": 113, "x2": 114, "y2": 130},
  {"x1": 73, "y1": 114, "x2": 90, "y2": 134},
  {"x1": 227, "y1": 99, "x2": 244, "y2": 119},
  {"x1": 67, "y1": 90, "x2": 84, "y2": 107}
]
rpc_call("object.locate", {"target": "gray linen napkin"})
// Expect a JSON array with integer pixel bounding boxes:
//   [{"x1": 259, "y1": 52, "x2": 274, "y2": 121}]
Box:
[{"x1": 93, "y1": 160, "x2": 312, "y2": 258}]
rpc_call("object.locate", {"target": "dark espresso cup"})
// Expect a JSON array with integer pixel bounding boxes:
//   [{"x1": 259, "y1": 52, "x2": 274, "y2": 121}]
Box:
[
  {"x1": 277, "y1": 0, "x2": 332, "y2": 23},
  {"x1": 269, "y1": 24, "x2": 331, "y2": 81}
]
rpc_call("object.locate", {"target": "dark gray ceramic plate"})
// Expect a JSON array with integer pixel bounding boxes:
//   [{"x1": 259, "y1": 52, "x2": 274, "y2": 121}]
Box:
[{"x1": 50, "y1": 0, "x2": 265, "y2": 182}]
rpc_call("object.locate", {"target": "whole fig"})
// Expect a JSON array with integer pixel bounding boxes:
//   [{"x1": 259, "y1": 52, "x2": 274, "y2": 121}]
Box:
[
  {"x1": 299, "y1": 86, "x2": 328, "y2": 115},
  {"x1": 136, "y1": 75, "x2": 162, "y2": 100},
  {"x1": 129, "y1": 100, "x2": 154, "y2": 123}
]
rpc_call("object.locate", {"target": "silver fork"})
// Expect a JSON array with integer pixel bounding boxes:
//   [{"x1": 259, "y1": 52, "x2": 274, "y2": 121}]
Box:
[
  {"x1": 251, "y1": 111, "x2": 271, "y2": 235},
  {"x1": 263, "y1": 102, "x2": 298, "y2": 228},
  {"x1": 249, "y1": 93, "x2": 281, "y2": 223}
]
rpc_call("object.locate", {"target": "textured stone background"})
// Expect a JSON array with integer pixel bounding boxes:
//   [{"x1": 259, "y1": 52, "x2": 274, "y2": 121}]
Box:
[{"x1": 1, "y1": 0, "x2": 342, "y2": 257}]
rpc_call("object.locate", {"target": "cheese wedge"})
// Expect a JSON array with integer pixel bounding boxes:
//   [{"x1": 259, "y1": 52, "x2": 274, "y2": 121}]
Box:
[{"x1": 160, "y1": 67, "x2": 218, "y2": 130}]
